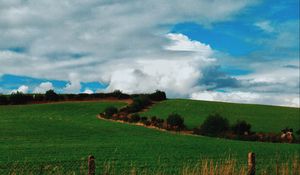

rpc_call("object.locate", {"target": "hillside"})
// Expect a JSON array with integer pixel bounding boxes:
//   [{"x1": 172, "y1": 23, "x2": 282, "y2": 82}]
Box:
[
  {"x1": 0, "y1": 101, "x2": 299, "y2": 174},
  {"x1": 141, "y1": 99, "x2": 300, "y2": 132}
]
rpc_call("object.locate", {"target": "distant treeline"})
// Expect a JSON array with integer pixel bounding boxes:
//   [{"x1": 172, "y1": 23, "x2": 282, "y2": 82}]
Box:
[{"x1": 0, "y1": 90, "x2": 166, "y2": 105}]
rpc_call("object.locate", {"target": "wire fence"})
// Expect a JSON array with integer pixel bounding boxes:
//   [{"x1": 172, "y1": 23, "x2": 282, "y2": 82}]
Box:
[
  {"x1": 0, "y1": 153, "x2": 299, "y2": 175},
  {"x1": 0, "y1": 160, "x2": 87, "y2": 175}
]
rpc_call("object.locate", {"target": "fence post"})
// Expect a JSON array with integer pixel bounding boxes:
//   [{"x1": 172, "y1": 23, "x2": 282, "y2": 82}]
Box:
[
  {"x1": 88, "y1": 155, "x2": 96, "y2": 175},
  {"x1": 248, "y1": 152, "x2": 255, "y2": 175}
]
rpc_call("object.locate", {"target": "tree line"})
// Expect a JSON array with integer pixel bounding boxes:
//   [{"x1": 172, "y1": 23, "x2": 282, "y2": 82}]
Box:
[{"x1": 0, "y1": 90, "x2": 166, "y2": 105}]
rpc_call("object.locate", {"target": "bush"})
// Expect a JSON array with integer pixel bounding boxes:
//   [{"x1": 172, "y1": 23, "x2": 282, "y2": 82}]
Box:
[
  {"x1": 166, "y1": 113, "x2": 185, "y2": 130},
  {"x1": 45, "y1": 90, "x2": 59, "y2": 101},
  {"x1": 128, "y1": 95, "x2": 151, "y2": 113},
  {"x1": 231, "y1": 120, "x2": 252, "y2": 135},
  {"x1": 149, "y1": 90, "x2": 167, "y2": 101},
  {"x1": 129, "y1": 114, "x2": 140, "y2": 123},
  {"x1": 9, "y1": 92, "x2": 32, "y2": 105},
  {"x1": 140, "y1": 117, "x2": 148, "y2": 124},
  {"x1": 0, "y1": 95, "x2": 8, "y2": 105},
  {"x1": 111, "y1": 90, "x2": 130, "y2": 99},
  {"x1": 104, "y1": 106, "x2": 118, "y2": 118},
  {"x1": 200, "y1": 113, "x2": 229, "y2": 136}
]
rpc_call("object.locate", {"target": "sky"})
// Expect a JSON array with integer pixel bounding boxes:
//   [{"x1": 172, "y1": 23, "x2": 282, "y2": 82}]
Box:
[{"x1": 0, "y1": 0, "x2": 299, "y2": 107}]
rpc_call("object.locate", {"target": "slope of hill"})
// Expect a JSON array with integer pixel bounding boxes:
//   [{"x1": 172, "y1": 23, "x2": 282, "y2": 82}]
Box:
[
  {"x1": 0, "y1": 101, "x2": 299, "y2": 174},
  {"x1": 141, "y1": 99, "x2": 300, "y2": 132}
]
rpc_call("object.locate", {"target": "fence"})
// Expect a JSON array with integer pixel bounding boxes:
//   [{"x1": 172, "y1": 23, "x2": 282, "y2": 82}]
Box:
[{"x1": 0, "y1": 152, "x2": 299, "y2": 175}]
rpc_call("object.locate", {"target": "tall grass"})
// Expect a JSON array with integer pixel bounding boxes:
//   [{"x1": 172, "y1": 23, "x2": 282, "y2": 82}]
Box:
[{"x1": 2, "y1": 156, "x2": 299, "y2": 175}]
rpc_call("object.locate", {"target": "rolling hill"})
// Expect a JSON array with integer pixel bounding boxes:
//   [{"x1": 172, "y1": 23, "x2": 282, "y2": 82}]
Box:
[
  {"x1": 141, "y1": 99, "x2": 300, "y2": 132},
  {"x1": 0, "y1": 100, "x2": 299, "y2": 174}
]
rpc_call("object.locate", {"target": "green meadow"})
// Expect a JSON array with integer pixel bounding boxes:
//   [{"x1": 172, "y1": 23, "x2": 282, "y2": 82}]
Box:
[
  {"x1": 141, "y1": 99, "x2": 300, "y2": 132},
  {"x1": 0, "y1": 101, "x2": 299, "y2": 174}
]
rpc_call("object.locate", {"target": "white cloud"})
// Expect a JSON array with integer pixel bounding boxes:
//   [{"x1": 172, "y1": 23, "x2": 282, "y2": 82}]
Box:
[
  {"x1": 11, "y1": 85, "x2": 29, "y2": 94},
  {"x1": 0, "y1": 0, "x2": 258, "y2": 81},
  {"x1": 63, "y1": 73, "x2": 81, "y2": 93},
  {"x1": 255, "y1": 20, "x2": 274, "y2": 32},
  {"x1": 33, "y1": 82, "x2": 53, "y2": 93},
  {"x1": 1, "y1": 0, "x2": 299, "y2": 107},
  {"x1": 83, "y1": 89, "x2": 93, "y2": 94},
  {"x1": 191, "y1": 91, "x2": 299, "y2": 108},
  {"x1": 105, "y1": 33, "x2": 216, "y2": 97}
]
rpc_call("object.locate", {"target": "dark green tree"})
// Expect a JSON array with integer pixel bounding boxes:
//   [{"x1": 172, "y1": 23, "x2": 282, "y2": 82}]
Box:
[
  {"x1": 200, "y1": 113, "x2": 229, "y2": 136},
  {"x1": 104, "y1": 106, "x2": 118, "y2": 118},
  {"x1": 231, "y1": 120, "x2": 252, "y2": 135},
  {"x1": 45, "y1": 90, "x2": 59, "y2": 101},
  {"x1": 167, "y1": 113, "x2": 185, "y2": 130}
]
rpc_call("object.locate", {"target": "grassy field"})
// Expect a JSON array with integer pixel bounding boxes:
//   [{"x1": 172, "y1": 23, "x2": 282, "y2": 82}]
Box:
[
  {"x1": 141, "y1": 99, "x2": 300, "y2": 132},
  {"x1": 0, "y1": 101, "x2": 299, "y2": 174}
]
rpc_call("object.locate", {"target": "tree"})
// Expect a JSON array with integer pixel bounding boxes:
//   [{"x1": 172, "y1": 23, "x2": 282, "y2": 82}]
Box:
[
  {"x1": 104, "y1": 106, "x2": 118, "y2": 118},
  {"x1": 9, "y1": 92, "x2": 30, "y2": 104},
  {"x1": 231, "y1": 120, "x2": 251, "y2": 135},
  {"x1": 167, "y1": 113, "x2": 185, "y2": 130},
  {"x1": 128, "y1": 95, "x2": 151, "y2": 112},
  {"x1": 0, "y1": 95, "x2": 8, "y2": 105},
  {"x1": 149, "y1": 90, "x2": 167, "y2": 101},
  {"x1": 45, "y1": 90, "x2": 59, "y2": 101},
  {"x1": 129, "y1": 113, "x2": 141, "y2": 123},
  {"x1": 200, "y1": 113, "x2": 229, "y2": 136}
]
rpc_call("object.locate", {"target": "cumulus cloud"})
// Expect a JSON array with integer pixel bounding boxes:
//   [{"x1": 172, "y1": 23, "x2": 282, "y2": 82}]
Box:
[
  {"x1": 105, "y1": 33, "x2": 216, "y2": 96},
  {"x1": 83, "y1": 89, "x2": 93, "y2": 94},
  {"x1": 64, "y1": 73, "x2": 81, "y2": 93},
  {"x1": 0, "y1": 0, "x2": 258, "y2": 81},
  {"x1": 11, "y1": 85, "x2": 29, "y2": 94},
  {"x1": 33, "y1": 82, "x2": 53, "y2": 93},
  {"x1": 0, "y1": 0, "x2": 299, "y2": 107},
  {"x1": 191, "y1": 91, "x2": 299, "y2": 107}
]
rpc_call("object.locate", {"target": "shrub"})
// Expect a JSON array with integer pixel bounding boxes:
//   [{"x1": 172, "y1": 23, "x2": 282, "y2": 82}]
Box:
[
  {"x1": 149, "y1": 90, "x2": 167, "y2": 101},
  {"x1": 128, "y1": 95, "x2": 151, "y2": 113},
  {"x1": 129, "y1": 114, "x2": 140, "y2": 123},
  {"x1": 104, "y1": 106, "x2": 118, "y2": 118},
  {"x1": 45, "y1": 90, "x2": 59, "y2": 101},
  {"x1": 111, "y1": 90, "x2": 130, "y2": 99},
  {"x1": 33, "y1": 94, "x2": 45, "y2": 102},
  {"x1": 200, "y1": 113, "x2": 229, "y2": 136},
  {"x1": 0, "y1": 95, "x2": 8, "y2": 105},
  {"x1": 231, "y1": 120, "x2": 252, "y2": 135},
  {"x1": 9, "y1": 92, "x2": 31, "y2": 105},
  {"x1": 296, "y1": 129, "x2": 300, "y2": 136},
  {"x1": 166, "y1": 113, "x2": 185, "y2": 130},
  {"x1": 140, "y1": 117, "x2": 148, "y2": 124}
]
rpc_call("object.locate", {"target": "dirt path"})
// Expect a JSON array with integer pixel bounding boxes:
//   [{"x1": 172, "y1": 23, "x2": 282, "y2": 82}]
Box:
[{"x1": 96, "y1": 114, "x2": 196, "y2": 137}]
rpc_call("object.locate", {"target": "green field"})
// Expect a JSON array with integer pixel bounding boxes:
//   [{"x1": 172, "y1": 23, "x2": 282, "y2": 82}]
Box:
[
  {"x1": 0, "y1": 101, "x2": 299, "y2": 174},
  {"x1": 141, "y1": 99, "x2": 300, "y2": 132}
]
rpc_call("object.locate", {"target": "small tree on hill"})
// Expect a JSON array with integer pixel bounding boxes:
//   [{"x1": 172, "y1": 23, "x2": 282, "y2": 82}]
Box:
[
  {"x1": 9, "y1": 91, "x2": 30, "y2": 104},
  {"x1": 0, "y1": 95, "x2": 8, "y2": 105},
  {"x1": 149, "y1": 90, "x2": 167, "y2": 101},
  {"x1": 167, "y1": 113, "x2": 185, "y2": 130},
  {"x1": 200, "y1": 113, "x2": 229, "y2": 136},
  {"x1": 129, "y1": 113, "x2": 141, "y2": 123},
  {"x1": 45, "y1": 90, "x2": 59, "y2": 101},
  {"x1": 104, "y1": 106, "x2": 118, "y2": 118},
  {"x1": 231, "y1": 120, "x2": 252, "y2": 135}
]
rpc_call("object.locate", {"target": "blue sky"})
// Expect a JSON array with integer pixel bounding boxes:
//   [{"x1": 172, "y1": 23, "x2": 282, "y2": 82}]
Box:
[{"x1": 0, "y1": 0, "x2": 299, "y2": 107}]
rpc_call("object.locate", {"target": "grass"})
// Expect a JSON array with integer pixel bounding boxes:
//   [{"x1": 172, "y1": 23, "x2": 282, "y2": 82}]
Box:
[
  {"x1": 141, "y1": 99, "x2": 300, "y2": 132},
  {"x1": 0, "y1": 101, "x2": 299, "y2": 174}
]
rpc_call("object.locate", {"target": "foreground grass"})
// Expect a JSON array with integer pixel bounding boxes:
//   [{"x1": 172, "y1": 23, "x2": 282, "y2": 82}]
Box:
[
  {"x1": 141, "y1": 99, "x2": 300, "y2": 132},
  {"x1": 0, "y1": 101, "x2": 299, "y2": 174},
  {"x1": 3, "y1": 157, "x2": 300, "y2": 175}
]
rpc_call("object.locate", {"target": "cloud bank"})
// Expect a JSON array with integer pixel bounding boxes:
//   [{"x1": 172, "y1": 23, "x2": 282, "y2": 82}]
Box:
[{"x1": 0, "y1": 0, "x2": 299, "y2": 107}]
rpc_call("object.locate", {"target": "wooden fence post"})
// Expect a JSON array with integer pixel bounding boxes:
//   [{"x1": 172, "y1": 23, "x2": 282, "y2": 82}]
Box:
[
  {"x1": 88, "y1": 155, "x2": 96, "y2": 175},
  {"x1": 248, "y1": 152, "x2": 255, "y2": 175}
]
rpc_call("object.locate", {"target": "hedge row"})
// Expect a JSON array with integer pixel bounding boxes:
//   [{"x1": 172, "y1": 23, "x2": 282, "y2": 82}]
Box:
[{"x1": 0, "y1": 90, "x2": 166, "y2": 105}]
